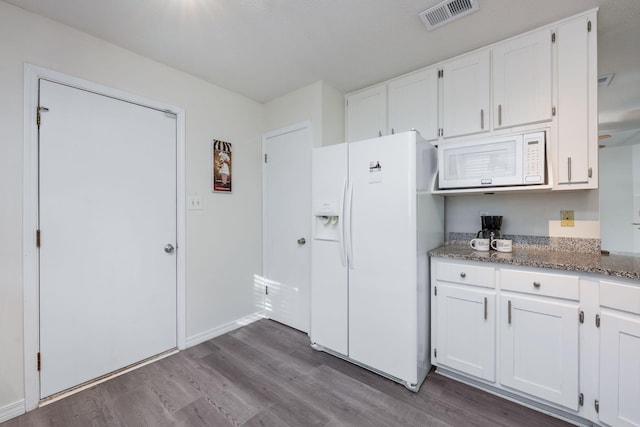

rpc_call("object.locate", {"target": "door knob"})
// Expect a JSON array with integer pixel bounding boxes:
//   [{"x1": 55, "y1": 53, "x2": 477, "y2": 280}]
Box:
[
  {"x1": 297, "y1": 238, "x2": 306, "y2": 245},
  {"x1": 164, "y1": 244, "x2": 175, "y2": 254}
]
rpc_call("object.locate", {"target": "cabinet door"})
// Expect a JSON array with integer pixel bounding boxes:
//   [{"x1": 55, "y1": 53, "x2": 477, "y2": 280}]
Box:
[
  {"x1": 346, "y1": 85, "x2": 387, "y2": 142},
  {"x1": 442, "y1": 51, "x2": 490, "y2": 138},
  {"x1": 599, "y1": 309, "x2": 640, "y2": 427},
  {"x1": 493, "y1": 29, "x2": 552, "y2": 129},
  {"x1": 555, "y1": 14, "x2": 597, "y2": 188},
  {"x1": 388, "y1": 68, "x2": 439, "y2": 141},
  {"x1": 500, "y1": 294, "x2": 579, "y2": 410},
  {"x1": 436, "y1": 283, "x2": 495, "y2": 382}
]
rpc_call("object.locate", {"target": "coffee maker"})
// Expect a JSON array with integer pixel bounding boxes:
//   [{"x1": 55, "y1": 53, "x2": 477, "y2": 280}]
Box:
[{"x1": 477, "y1": 215, "x2": 503, "y2": 243}]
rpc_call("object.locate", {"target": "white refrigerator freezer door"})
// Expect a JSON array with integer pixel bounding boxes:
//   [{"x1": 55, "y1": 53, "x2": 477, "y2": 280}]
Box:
[
  {"x1": 310, "y1": 143, "x2": 349, "y2": 355},
  {"x1": 347, "y1": 132, "x2": 418, "y2": 384}
]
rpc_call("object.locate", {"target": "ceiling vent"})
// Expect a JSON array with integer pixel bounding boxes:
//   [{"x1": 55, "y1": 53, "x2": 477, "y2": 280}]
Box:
[{"x1": 418, "y1": 0, "x2": 480, "y2": 31}]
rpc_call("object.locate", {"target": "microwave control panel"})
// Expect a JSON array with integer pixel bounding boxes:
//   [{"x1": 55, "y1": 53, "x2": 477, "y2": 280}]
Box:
[{"x1": 524, "y1": 135, "x2": 545, "y2": 183}]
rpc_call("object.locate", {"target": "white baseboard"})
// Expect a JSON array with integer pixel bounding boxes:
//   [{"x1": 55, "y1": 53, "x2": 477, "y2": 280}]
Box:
[
  {"x1": 0, "y1": 399, "x2": 25, "y2": 423},
  {"x1": 186, "y1": 311, "x2": 264, "y2": 348}
]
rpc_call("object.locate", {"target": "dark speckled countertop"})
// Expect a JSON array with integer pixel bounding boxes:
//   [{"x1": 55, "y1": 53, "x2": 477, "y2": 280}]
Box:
[{"x1": 429, "y1": 244, "x2": 640, "y2": 281}]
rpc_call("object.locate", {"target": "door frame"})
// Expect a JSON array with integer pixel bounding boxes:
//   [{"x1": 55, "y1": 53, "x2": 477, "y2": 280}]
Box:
[
  {"x1": 261, "y1": 121, "x2": 312, "y2": 326},
  {"x1": 22, "y1": 64, "x2": 187, "y2": 411}
]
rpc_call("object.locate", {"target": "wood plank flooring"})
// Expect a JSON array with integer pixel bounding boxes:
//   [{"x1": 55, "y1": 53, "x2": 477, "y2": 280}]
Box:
[{"x1": 2, "y1": 319, "x2": 572, "y2": 426}]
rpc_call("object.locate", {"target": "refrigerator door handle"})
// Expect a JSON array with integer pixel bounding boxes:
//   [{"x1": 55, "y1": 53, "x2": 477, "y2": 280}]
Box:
[
  {"x1": 338, "y1": 178, "x2": 347, "y2": 267},
  {"x1": 345, "y1": 181, "x2": 355, "y2": 269}
]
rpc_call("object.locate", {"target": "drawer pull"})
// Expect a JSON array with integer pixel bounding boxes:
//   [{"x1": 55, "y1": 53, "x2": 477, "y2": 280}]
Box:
[
  {"x1": 460, "y1": 272, "x2": 466, "y2": 278},
  {"x1": 484, "y1": 297, "x2": 488, "y2": 320},
  {"x1": 533, "y1": 281, "x2": 541, "y2": 288}
]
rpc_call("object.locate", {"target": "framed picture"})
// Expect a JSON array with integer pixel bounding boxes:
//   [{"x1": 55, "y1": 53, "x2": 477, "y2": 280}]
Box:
[{"x1": 212, "y1": 139, "x2": 232, "y2": 193}]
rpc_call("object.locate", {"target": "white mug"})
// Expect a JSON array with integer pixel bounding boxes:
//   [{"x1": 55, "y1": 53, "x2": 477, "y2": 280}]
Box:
[
  {"x1": 491, "y1": 239, "x2": 513, "y2": 253},
  {"x1": 470, "y1": 238, "x2": 490, "y2": 251}
]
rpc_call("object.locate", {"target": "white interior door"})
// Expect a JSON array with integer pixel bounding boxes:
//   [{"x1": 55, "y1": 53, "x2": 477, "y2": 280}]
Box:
[
  {"x1": 39, "y1": 79, "x2": 177, "y2": 398},
  {"x1": 262, "y1": 123, "x2": 311, "y2": 332}
]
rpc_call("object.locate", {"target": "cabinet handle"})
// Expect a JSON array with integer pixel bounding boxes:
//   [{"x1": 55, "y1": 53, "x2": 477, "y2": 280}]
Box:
[
  {"x1": 480, "y1": 109, "x2": 484, "y2": 129},
  {"x1": 568, "y1": 157, "x2": 572, "y2": 182},
  {"x1": 508, "y1": 300, "x2": 512, "y2": 324},
  {"x1": 484, "y1": 297, "x2": 488, "y2": 320},
  {"x1": 498, "y1": 104, "x2": 502, "y2": 126},
  {"x1": 533, "y1": 281, "x2": 541, "y2": 288},
  {"x1": 391, "y1": 128, "x2": 395, "y2": 134},
  {"x1": 378, "y1": 130, "x2": 382, "y2": 137},
  {"x1": 460, "y1": 272, "x2": 466, "y2": 278}
]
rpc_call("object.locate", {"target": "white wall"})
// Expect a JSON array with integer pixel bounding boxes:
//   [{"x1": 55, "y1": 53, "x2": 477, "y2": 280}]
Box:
[
  {"x1": 600, "y1": 142, "x2": 640, "y2": 254},
  {"x1": 445, "y1": 190, "x2": 600, "y2": 238},
  {"x1": 600, "y1": 145, "x2": 634, "y2": 252},
  {"x1": 0, "y1": 2, "x2": 263, "y2": 413},
  {"x1": 264, "y1": 80, "x2": 344, "y2": 146}
]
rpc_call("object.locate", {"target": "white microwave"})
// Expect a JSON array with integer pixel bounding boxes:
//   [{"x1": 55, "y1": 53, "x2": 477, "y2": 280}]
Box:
[{"x1": 437, "y1": 131, "x2": 546, "y2": 189}]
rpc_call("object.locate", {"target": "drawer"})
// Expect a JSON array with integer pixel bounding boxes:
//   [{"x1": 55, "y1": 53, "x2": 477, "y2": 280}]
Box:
[
  {"x1": 600, "y1": 280, "x2": 640, "y2": 315},
  {"x1": 435, "y1": 261, "x2": 495, "y2": 288},
  {"x1": 500, "y1": 269, "x2": 579, "y2": 300}
]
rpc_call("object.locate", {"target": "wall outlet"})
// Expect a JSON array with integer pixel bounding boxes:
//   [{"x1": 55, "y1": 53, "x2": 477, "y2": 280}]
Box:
[{"x1": 560, "y1": 210, "x2": 574, "y2": 227}]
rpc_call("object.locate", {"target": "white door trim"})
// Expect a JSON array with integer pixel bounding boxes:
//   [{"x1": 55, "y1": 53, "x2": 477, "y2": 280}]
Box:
[{"x1": 22, "y1": 64, "x2": 187, "y2": 411}]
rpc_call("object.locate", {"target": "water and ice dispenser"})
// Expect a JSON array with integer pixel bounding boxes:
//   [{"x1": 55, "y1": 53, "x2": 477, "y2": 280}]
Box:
[{"x1": 314, "y1": 200, "x2": 341, "y2": 241}]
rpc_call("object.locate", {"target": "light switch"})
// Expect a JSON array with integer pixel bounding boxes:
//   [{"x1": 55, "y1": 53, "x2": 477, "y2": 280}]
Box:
[{"x1": 187, "y1": 194, "x2": 203, "y2": 210}]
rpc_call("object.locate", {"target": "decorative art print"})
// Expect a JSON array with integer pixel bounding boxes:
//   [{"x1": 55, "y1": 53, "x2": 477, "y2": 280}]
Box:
[{"x1": 212, "y1": 139, "x2": 232, "y2": 193}]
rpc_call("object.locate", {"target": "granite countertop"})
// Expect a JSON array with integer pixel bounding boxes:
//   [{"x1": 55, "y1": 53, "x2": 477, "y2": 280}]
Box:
[{"x1": 429, "y1": 243, "x2": 640, "y2": 281}]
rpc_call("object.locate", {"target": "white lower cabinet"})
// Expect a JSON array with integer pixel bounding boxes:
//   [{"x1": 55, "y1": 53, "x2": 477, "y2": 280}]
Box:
[
  {"x1": 499, "y1": 293, "x2": 579, "y2": 410},
  {"x1": 598, "y1": 280, "x2": 640, "y2": 427},
  {"x1": 436, "y1": 283, "x2": 496, "y2": 382},
  {"x1": 431, "y1": 258, "x2": 626, "y2": 425}
]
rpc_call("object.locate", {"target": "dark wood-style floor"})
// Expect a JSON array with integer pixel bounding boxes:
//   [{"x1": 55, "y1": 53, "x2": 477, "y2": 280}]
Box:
[{"x1": 3, "y1": 319, "x2": 571, "y2": 426}]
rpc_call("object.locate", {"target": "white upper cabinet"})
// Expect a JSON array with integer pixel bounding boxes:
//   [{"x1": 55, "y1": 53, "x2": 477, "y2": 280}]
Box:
[
  {"x1": 492, "y1": 29, "x2": 553, "y2": 129},
  {"x1": 346, "y1": 85, "x2": 387, "y2": 142},
  {"x1": 441, "y1": 51, "x2": 491, "y2": 138},
  {"x1": 388, "y1": 68, "x2": 439, "y2": 141},
  {"x1": 554, "y1": 13, "x2": 598, "y2": 189},
  {"x1": 344, "y1": 10, "x2": 598, "y2": 192},
  {"x1": 346, "y1": 68, "x2": 439, "y2": 143}
]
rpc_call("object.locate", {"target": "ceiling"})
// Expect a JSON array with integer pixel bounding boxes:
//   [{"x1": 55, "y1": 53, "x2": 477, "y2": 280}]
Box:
[{"x1": 4, "y1": 0, "x2": 640, "y2": 139}]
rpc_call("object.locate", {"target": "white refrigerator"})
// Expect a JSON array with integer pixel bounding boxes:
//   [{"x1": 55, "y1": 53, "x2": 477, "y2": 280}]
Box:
[{"x1": 310, "y1": 130, "x2": 444, "y2": 391}]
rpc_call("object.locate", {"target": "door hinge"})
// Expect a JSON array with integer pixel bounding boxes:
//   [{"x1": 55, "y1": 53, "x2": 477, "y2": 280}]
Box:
[
  {"x1": 264, "y1": 154, "x2": 268, "y2": 163},
  {"x1": 594, "y1": 399, "x2": 599, "y2": 413},
  {"x1": 37, "y1": 352, "x2": 41, "y2": 371},
  {"x1": 579, "y1": 311, "x2": 584, "y2": 324},
  {"x1": 595, "y1": 314, "x2": 601, "y2": 328},
  {"x1": 551, "y1": 32, "x2": 556, "y2": 43},
  {"x1": 587, "y1": 21, "x2": 592, "y2": 32},
  {"x1": 438, "y1": 128, "x2": 444, "y2": 137},
  {"x1": 36, "y1": 106, "x2": 49, "y2": 128},
  {"x1": 579, "y1": 393, "x2": 584, "y2": 406},
  {"x1": 434, "y1": 286, "x2": 437, "y2": 296},
  {"x1": 438, "y1": 69, "x2": 444, "y2": 78},
  {"x1": 552, "y1": 106, "x2": 557, "y2": 116},
  {"x1": 434, "y1": 348, "x2": 437, "y2": 358},
  {"x1": 36, "y1": 229, "x2": 41, "y2": 248},
  {"x1": 265, "y1": 285, "x2": 269, "y2": 295}
]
